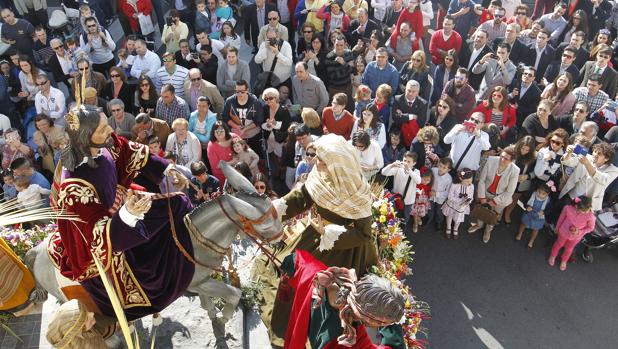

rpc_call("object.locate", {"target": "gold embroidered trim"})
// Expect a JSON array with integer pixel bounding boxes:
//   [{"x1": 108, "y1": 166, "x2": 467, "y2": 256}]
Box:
[
  {"x1": 126, "y1": 141, "x2": 149, "y2": 174},
  {"x1": 57, "y1": 178, "x2": 101, "y2": 210}
]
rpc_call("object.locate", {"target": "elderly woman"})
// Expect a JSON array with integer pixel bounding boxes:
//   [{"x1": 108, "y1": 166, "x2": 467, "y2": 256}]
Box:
[
  {"x1": 560, "y1": 143, "x2": 618, "y2": 212},
  {"x1": 262, "y1": 87, "x2": 290, "y2": 176},
  {"x1": 412, "y1": 125, "x2": 444, "y2": 170},
  {"x1": 1, "y1": 128, "x2": 34, "y2": 170},
  {"x1": 189, "y1": 96, "x2": 218, "y2": 150},
  {"x1": 102, "y1": 66, "x2": 135, "y2": 113},
  {"x1": 353, "y1": 129, "x2": 384, "y2": 180},
  {"x1": 165, "y1": 118, "x2": 202, "y2": 167},
  {"x1": 107, "y1": 99, "x2": 136, "y2": 139},
  {"x1": 468, "y1": 146, "x2": 520, "y2": 243}
]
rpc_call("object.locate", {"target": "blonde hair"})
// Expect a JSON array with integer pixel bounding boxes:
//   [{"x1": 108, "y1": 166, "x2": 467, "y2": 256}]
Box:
[
  {"x1": 354, "y1": 84, "x2": 371, "y2": 102},
  {"x1": 172, "y1": 118, "x2": 189, "y2": 130},
  {"x1": 416, "y1": 125, "x2": 440, "y2": 145},
  {"x1": 46, "y1": 300, "x2": 107, "y2": 349},
  {"x1": 376, "y1": 84, "x2": 392, "y2": 100},
  {"x1": 301, "y1": 107, "x2": 321, "y2": 128}
]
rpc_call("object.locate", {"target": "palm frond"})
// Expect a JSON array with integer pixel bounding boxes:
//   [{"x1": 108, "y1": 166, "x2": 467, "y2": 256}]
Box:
[{"x1": 0, "y1": 198, "x2": 81, "y2": 227}]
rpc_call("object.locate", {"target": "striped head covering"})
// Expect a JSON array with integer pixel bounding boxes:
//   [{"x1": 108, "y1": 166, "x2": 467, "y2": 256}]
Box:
[
  {"x1": 46, "y1": 300, "x2": 107, "y2": 349},
  {"x1": 305, "y1": 134, "x2": 372, "y2": 220}
]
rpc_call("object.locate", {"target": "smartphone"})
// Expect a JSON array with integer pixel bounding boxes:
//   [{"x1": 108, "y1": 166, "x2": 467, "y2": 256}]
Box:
[
  {"x1": 573, "y1": 144, "x2": 588, "y2": 156},
  {"x1": 191, "y1": 52, "x2": 199, "y2": 59},
  {"x1": 463, "y1": 120, "x2": 476, "y2": 130},
  {"x1": 166, "y1": 17, "x2": 173, "y2": 26},
  {"x1": 491, "y1": 53, "x2": 498, "y2": 59}
]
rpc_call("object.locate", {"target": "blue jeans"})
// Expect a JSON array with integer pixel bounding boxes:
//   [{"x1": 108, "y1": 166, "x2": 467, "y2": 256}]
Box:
[{"x1": 427, "y1": 201, "x2": 445, "y2": 227}]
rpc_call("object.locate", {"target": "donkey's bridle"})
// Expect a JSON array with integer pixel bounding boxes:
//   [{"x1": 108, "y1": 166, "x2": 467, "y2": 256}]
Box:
[{"x1": 216, "y1": 196, "x2": 283, "y2": 243}]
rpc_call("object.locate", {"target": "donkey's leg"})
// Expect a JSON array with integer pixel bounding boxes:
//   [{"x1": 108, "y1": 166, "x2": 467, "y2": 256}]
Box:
[{"x1": 194, "y1": 278, "x2": 242, "y2": 323}]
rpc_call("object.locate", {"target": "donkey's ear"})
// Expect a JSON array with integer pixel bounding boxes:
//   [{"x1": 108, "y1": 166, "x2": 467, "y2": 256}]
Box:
[
  {"x1": 220, "y1": 161, "x2": 257, "y2": 193},
  {"x1": 226, "y1": 194, "x2": 261, "y2": 220}
]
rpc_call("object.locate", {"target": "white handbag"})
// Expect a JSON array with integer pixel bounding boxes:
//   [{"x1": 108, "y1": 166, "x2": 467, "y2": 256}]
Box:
[{"x1": 138, "y1": 13, "x2": 155, "y2": 36}]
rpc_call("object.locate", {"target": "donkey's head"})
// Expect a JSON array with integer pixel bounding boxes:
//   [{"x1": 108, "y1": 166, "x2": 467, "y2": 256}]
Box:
[{"x1": 220, "y1": 162, "x2": 283, "y2": 242}]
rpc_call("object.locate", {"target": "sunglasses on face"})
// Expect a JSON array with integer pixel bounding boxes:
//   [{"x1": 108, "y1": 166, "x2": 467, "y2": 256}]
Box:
[
  {"x1": 304, "y1": 30, "x2": 313, "y2": 34},
  {"x1": 264, "y1": 96, "x2": 276, "y2": 101},
  {"x1": 268, "y1": 17, "x2": 278, "y2": 21},
  {"x1": 140, "y1": 83, "x2": 149, "y2": 87},
  {"x1": 254, "y1": 185, "x2": 266, "y2": 190},
  {"x1": 79, "y1": 67, "x2": 88, "y2": 71},
  {"x1": 52, "y1": 46, "x2": 62, "y2": 50},
  {"x1": 522, "y1": 72, "x2": 534, "y2": 76},
  {"x1": 306, "y1": 152, "x2": 317, "y2": 158},
  {"x1": 110, "y1": 74, "x2": 120, "y2": 78},
  {"x1": 551, "y1": 139, "x2": 563, "y2": 146},
  {"x1": 87, "y1": 24, "x2": 97, "y2": 28},
  {"x1": 36, "y1": 80, "x2": 48, "y2": 86}
]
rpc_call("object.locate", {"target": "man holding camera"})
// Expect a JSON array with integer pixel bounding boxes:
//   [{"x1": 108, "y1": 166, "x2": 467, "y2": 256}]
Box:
[
  {"x1": 472, "y1": 42, "x2": 516, "y2": 101},
  {"x1": 257, "y1": 11, "x2": 289, "y2": 47},
  {"x1": 443, "y1": 112, "x2": 491, "y2": 172},
  {"x1": 254, "y1": 28, "x2": 293, "y2": 89}
]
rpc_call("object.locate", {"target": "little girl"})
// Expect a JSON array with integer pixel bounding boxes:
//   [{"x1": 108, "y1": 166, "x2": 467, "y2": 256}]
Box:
[
  {"x1": 211, "y1": 0, "x2": 235, "y2": 39},
  {"x1": 549, "y1": 196, "x2": 595, "y2": 271},
  {"x1": 353, "y1": 84, "x2": 371, "y2": 118},
  {"x1": 411, "y1": 169, "x2": 433, "y2": 233},
  {"x1": 351, "y1": 57, "x2": 366, "y2": 97},
  {"x1": 441, "y1": 169, "x2": 474, "y2": 239},
  {"x1": 382, "y1": 129, "x2": 406, "y2": 166},
  {"x1": 232, "y1": 138, "x2": 260, "y2": 176},
  {"x1": 517, "y1": 183, "x2": 552, "y2": 248}
]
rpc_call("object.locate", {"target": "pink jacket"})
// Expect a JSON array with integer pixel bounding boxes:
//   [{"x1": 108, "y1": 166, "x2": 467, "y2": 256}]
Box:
[{"x1": 556, "y1": 205, "x2": 596, "y2": 241}]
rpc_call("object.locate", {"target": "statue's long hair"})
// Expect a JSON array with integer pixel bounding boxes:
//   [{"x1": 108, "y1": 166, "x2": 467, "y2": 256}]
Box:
[
  {"x1": 354, "y1": 274, "x2": 406, "y2": 323},
  {"x1": 60, "y1": 105, "x2": 104, "y2": 172}
]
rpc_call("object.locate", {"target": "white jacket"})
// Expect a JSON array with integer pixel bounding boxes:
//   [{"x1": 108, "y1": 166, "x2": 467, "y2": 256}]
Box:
[{"x1": 381, "y1": 163, "x2": 422, "y2": 205}]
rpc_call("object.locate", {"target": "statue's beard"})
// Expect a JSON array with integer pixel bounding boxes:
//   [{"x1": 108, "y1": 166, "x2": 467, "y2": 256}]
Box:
[{"x1": 90, "y1": 136, "x2": 114, "y2": 149}]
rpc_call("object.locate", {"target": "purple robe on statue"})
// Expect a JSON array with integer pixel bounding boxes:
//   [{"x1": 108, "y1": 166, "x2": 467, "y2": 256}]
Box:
[{"x1": 49, "y1": 135, "x2": 195, "y2": 320}]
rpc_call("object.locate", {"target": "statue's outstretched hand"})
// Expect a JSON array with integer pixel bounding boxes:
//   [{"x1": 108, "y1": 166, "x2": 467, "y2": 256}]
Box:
[{"x1": 126, "y1": 190, "x2": 152, "y2": 217}]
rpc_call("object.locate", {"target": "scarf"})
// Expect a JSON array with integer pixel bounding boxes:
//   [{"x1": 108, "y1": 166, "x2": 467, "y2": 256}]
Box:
[
  {"x1": 126, "y1": 0, "x2": 138, "y2": 12},
  {"x1": 305, "y1": 134, "x2": 372, "y2": 219},
  {"x1": 330, "y1": 12, "x2": 344, "y2": 33}
]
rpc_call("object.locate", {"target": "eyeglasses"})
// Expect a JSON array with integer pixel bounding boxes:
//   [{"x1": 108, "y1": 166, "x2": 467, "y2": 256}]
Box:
[
  {"x1": 306, "y1": 152, "x2": 316, "y2": 157},
  {"x1": 550, "y1": 139, "x2": 563, "y2": 146},
  {"x1": 470, "y1": 119, "x2": 481, "y2": 124},
  {"x1": 264, "y1": 96, "x2": 276, "y2": 101},
  {"x1": 52, "y1": 46, "x2": 62, "y2": 50},
  {"x1": 574, "y1": 108, "x2": 586, "y2": 113},
  {"x1": 437, "y1": 104, "x2": 449, "y2": 108},
  {"x1": 268, "y1": 17, "x2": 278, "y2": 21},
  {"x1": 110, "y1": 74, "x2": 120, "y2": 78},
  {"x1": 214, "y1": 128, "x2": 225, "y2": 133},
  {"x1": 87, "y1": 24, "x2": 97, "y2": 28},
  {"x1": 522, "y1": 72, "x2": 534, "y2": 76},
  {"x1": 111, "y1": 108, "x2": 122, "y2": 112},
  {"x1": 191, "y1": 78, "x2": 201, "y2": 82},
  {"x1": 36, "y1": 80, "x2": 48, "y2": 86},
  {"x1": 235, "y1": 90, "x2": 247, "y2": 94},
  {"x1": 303, "y1": 30, "x2": 313, "y2": 34},
  {"x1": 254, "y1": 185, "x2": 266, "y2": 190},
  {"x1": 412, "y1": 58, "x2": 422, "y2": 62},
  {"x1": 140, "y1": 83, "x2": 150, "y2": 87},
  {"x1": 162, "y1": 58, "x2": 174, "y2": 62}
]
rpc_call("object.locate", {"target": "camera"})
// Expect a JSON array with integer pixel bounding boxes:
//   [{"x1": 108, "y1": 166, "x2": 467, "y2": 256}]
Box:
[
  {"x1": 269, "y1": 38, "x2": 278, "y2": 46},
  {"x1": 463, "y1": 120, "x2": 476, "y2": 131},
  {"x1": 191, "y1": 52, "x2": 199, "y2": 59},
  {"x1": 490, "y1": 53, "x2": 498, "y2": 59},
  {"x1": 166, "y1": 17, "x2": 173, "y2": 26},
  {"x1": 573, "y1": 144, "x2": 588, "y2": 156}
]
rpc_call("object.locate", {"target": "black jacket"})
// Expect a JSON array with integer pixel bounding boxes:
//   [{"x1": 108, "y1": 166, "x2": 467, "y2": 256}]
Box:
[
  {"x1": 543, "y1": 62, "x2": 580, "y2": 85},
  {"x1": 347, "y1": 19, "x2": 381, "y2": 46},
  {"x1": 391, "y1": 94, "x2": 428, "y2": 130},
  {"x1": 48, "y1": 54, "x2": 71, "y2": 86},
  {"x1": 102, "y1": 82, "x2": 135, "y2": 114},
  {"x1": 323, "y1": 50, "x2": 355, "y2": 87},
  {"x1": 525, "y1": 44, "x2": 556, "y2": 83},
  {"x1": 507, "y1": 79, "x2": 542, "y2": 127},
  {"x1": 492, "y1": 37, "x2": 528, "y2": 66},
  {"x1": 555, "y1": 42, "x2": 590, "y2": 71},
  {"x1": 459, "y1": 43, "x2": 494, "y2": 90}
]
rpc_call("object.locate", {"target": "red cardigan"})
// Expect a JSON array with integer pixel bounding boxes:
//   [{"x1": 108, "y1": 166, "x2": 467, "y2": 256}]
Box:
[
  {"x1": 120, "y1": 0, "x2": 153, "y2": 33},
  {"x1": 316, "y1": 5, "x2": 351, "y2": 33},
  {"x1": 392, "y1": 8, "x2": 424, "y2": 44},
  {"x1": 428, "y1": 30, "x2": 463, "y2": 65},
  {"x1": 471, "y1": 101, "x2": 517, "y2": 128}
]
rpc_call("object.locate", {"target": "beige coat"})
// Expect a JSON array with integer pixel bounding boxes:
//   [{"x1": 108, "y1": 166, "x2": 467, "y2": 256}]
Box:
[
  {"x1": 560, "y1": 154, "x2": 618, "y2": 211},
  {"x1": 477, "y1": 156, "x2": 520, "y2": 210}
]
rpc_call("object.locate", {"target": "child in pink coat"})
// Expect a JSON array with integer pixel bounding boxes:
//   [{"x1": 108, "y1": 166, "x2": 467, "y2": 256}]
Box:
[{"x1": 549, "y1": 196, "x2": 595, "y2": 271}]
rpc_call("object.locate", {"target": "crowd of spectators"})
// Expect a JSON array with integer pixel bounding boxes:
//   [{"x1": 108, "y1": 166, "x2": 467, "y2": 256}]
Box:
[{"x1": 1, "y1": 0, "x2": 618, "y2": 267}]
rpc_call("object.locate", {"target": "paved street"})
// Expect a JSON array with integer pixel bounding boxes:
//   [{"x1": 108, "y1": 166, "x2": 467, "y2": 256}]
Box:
[{"x1": 407, "y1": 217, "x2": 618, "y2": 349}]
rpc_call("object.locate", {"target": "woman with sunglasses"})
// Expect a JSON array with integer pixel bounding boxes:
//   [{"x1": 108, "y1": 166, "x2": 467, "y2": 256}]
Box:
[
  {"x1": 521, "y1": 99, "x2": 561, "y2": 145},
  {"x1": 251, "y1": 173, "x2": 278, "y2": 199},
  {"x1": 134, "y1": 75, "x2": 158, "y2": 115},
  {"x1": 589, "y1": 29, "x2": 612, "y2": 62},
  {"x1": 431, "y1": 49, "x2": 458, "y2": 105},
  {"x1": 502, "y1": 135, "x2": 537, "y2": 224},
  {"x1": 294, "y1": 143, "x2": 317, "y2": 183},
  {"x1": 103, "y1": 67, "x2": 135, "y2": 113},
  {"x1": 506, "y1": 5, "x2": 531, "y2": 30},
  {"x1": 470, "y1": 86, "x2": 517, "y2": 144},
  {"x1": 261, "y1": 88, "x2": 290, "y2": 177},
  {"x1": 426, "y1": 95, "x2": 457, "y2": 152},
  {"x1": 399, "y1": 50, "x2": 430, "y2": 99},
  {"x1": 540, "y1": 72, "x2": 576, "y2": 118}
]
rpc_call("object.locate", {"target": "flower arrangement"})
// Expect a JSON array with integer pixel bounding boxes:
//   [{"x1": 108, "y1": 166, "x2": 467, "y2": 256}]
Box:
[
  {"x1": 370, "y1": 188, "x2": 430, "y2": 349},
  {"x1": 1, "y1": 224, "x2": 56, "y2": 260}
]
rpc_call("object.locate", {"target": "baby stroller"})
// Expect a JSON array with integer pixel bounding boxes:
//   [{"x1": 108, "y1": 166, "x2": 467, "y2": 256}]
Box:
[
  {"x1": 48, "y1": 3, "x2": 81, "y2": 40},
  {"x1": 580, "y1": 210, "x2": 618, "y2": 263}
]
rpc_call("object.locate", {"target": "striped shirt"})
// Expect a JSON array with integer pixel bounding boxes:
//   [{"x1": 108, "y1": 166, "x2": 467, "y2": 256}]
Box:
[
  {"x1": 154, "y1": 65, "x2": 189, "y2": 99},
  {"x1": 572, "y1": 87, "x2": 609, "y2": 114}
]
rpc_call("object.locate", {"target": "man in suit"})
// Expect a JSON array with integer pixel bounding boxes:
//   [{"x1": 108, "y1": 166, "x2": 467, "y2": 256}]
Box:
[
  {"x1": 579, "y1": 44, "x2": 618, "y2": 99},
  {"x1": 459, "y1": 29, "x2": 494, "y2": 90},
  {"x1": 347, "y1": 8, "x2": 380, "y2": 46},
  {"x1": 543, "y1": 46, "x2": 580, "y2": 86},
  {"x1": 132, "y1": 113, "x2": 172, "y2": 146},
  {"x1": 391, "y1": 80, "x2": 428, "y2": 147},
  {"x1": 554, "y1": 31, "x2": 589, "y2": 70},
  {"x1": 557, "y1": 101, "x2": 589, "y2": 135},
  {"x1": 492, "y1": 23, "x2": 527, "y2": 66},
  {"x1": 243, "y1": 0, "x2": 276, "y2": 53},
  {"x1": 472, "y1": 42, "x2": 517, "y2": 101},
  {"x1": 47, "y1": 38, "x2": 72, "y2": 90},
  {"x1": 525, "y1": 28, "x2": 554, "y2": 83},
  {"x1": 508, "y1": 66, "x2": 542, "y2": 127}
]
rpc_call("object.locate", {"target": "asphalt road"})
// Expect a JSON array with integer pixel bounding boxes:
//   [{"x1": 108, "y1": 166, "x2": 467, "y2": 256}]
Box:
[{"x1": 406, "y1": 216, "x2": 618, "y2": 349}]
